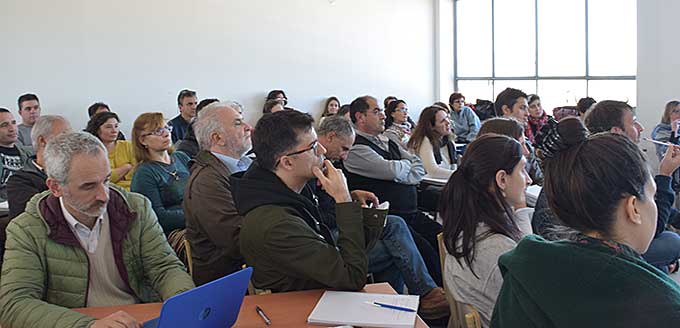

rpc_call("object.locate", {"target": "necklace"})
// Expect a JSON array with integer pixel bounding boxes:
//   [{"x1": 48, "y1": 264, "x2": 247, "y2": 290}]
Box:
[{"x1": 154, "y1": 161, "x2": 179, "y2": 181}]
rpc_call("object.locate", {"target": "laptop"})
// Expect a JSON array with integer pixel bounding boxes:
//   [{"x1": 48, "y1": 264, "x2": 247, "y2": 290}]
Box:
[{"x1": 143, "y1": 267, "x2": 253, "y2": 328}]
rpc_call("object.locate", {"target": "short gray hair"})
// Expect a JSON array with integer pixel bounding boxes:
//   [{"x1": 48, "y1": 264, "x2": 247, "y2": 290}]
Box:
[
  {"x1": 31, "y1": 115, "x2": 69, "y2": 145},
  {"x1": 44, "y1": 132, "x2": 107, "y2": 184},
  {"x1": 317, "y1": 115, "x2": 355, "y2": 138},
  {"x1": 195, "y1": 101, "x2": 241, "y2": 150}
]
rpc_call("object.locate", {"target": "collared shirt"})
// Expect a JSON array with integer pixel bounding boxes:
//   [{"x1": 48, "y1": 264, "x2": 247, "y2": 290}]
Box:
[
  {"x1": 344, "y1": 129, "x2": 426, "y2": 185},
  {"x1": 211, "y1": 151, "x2": 253, "y2": 174},
  {"x1": 59, "y1": 197, "x2": 105, "y2": 253}
]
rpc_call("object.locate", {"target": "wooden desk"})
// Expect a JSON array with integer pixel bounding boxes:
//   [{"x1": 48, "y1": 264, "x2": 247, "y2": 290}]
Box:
[{"x1": 75, "y1": 283, "x2": 428, "y2": 327}]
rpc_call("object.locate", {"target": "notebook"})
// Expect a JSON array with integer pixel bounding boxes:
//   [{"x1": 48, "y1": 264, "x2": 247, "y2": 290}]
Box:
[{"x1": 307, "y1": 291, "x2": 419, "y2": 328}]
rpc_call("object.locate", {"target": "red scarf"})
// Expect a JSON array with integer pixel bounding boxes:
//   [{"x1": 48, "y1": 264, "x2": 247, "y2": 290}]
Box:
[{"x1": 526, "y1": 112, "x2": 549, "y2": 144}]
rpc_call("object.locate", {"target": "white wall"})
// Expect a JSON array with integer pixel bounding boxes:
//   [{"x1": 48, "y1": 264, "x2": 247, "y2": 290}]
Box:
[
  {"x1": 0, "y1": 0, "x2": 437, "y2": 135},
  {"x1": 637, "y1": 0, "x2": 680, "y2": 166}
]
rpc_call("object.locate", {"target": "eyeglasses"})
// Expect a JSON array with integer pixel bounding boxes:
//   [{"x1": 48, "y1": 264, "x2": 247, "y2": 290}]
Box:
[
  {"x1": 144, "y1": 125, "x2": 173, "y2": 137},
  {"x1": 275, "y1": 140, "x2": 320, "y2": 167},
  {"x1": 452, "y1": 100, "x2": 465, "y2": 104},
  {"x1": 672, "y1": 109, "x2": 680, "y2": 114},
  {"x1": 396, "y1": 108, "x2": 409, "y2": 113}
]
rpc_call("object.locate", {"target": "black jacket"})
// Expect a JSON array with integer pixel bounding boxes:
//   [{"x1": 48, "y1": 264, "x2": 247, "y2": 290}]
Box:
[{"x1": 7, "y1": 158, "x2": 46, "y2": 220}]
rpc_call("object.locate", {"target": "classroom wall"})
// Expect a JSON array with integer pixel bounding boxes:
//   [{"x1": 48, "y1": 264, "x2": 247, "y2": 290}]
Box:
[
  {"x1": 0, "y1": 0, "x2": 440, "y2": 135},
  {"x1": 637, "y1": 0, "x2": 680, "y2": 166}
]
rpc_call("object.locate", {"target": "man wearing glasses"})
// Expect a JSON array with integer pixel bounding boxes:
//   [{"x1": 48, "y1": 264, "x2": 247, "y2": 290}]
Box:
[
  {"x1": 169, "y1": 89, "x2": 198, "y2": 143},
  {"x1": 232, "y1": 110, "x2": 386, "y2": 292}
]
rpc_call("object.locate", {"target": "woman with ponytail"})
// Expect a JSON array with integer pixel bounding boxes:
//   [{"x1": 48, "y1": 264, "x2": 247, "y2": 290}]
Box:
[
  {"x1": 491, "y1": 117, "x2": 680, "y2": 327},
  {"x1": 440, "y1": 134, "x2": 533, "y2": 327}
]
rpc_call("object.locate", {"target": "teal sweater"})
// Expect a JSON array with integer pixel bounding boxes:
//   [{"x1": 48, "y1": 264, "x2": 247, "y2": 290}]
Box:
[
  {"x1": 491, "y1": 234, "x2": 680, "y2": 327},
  {"x1": 131, "y1": 151, "x2": 190, "y2": 234}
]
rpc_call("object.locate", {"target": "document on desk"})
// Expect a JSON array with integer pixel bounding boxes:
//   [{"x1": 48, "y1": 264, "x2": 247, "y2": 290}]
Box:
[{"x1": 308, "y1": 291, "x2": 419, "y2": 328}]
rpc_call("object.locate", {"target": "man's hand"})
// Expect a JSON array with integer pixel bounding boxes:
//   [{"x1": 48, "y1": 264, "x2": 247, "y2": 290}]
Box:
[
  {"x1": 313, "y1": 160, "x2": 352, "y2": 203},
  {"x1": 659, "y1": 144, "x2": 680, "y2": 177},
  {"x1": 350, "y1": 190, "x2": 379, "y2": 208},
  {"x1": 90, "y1": 311, "x2": 141, "y2": 328}
]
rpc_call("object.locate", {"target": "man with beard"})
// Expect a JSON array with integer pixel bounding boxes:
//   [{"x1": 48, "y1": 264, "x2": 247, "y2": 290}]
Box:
[{"x1": 0, "y1": 132, "x2": 195, "y2": 328}]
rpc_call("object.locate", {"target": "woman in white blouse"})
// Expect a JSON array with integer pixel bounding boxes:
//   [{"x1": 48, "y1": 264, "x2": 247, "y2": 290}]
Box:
[{"x1": 407, "y1": 106, "x2": 458, "y2": 179}]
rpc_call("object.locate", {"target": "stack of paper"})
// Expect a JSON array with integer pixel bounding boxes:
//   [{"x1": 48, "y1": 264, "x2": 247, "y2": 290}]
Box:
[
  {"x1": 525, "y1": 185, "x2": 542, "y2": 207},
  {"x1": 308, "y1": 291, "x2": 419, "y2": 328}
]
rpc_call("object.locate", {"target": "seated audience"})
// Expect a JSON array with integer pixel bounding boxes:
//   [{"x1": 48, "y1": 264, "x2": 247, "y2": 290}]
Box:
[
  {"x1": 85, "y1": 112, "x2": 135, "y2": 190},
  {"x1": 315, "y1": 116, "x2": 448, "y2": 319},
  {"x1": 337, "y1": 104, "x2": 351, "y2": 120},
  {"x1": 0, "y1": 132, "x2": 194, "y2": 328},
  {"x1": 262, "y1": 99, "x2": 285, "y2": 114},
  {"x1": 384, "y1": 99, "x2": 412, "y2": 147},
  {"x1": 448, "y1": 92, "x2": 480, "y2": 143},
  {"x1": 492, "y1": 117, "x2": 680, "y2": 327},
  {"x1": 232, "y1": 110, "x2": 387, "y2": 292},
  {"x1": 7, "y1": 115, "x2": 72, "y2": 220},
  {"x1": 87, "y1": 102, "x2": 125, "y2": 140},
  {"x1": 175, "y1": 98, "x2": 219, "y2": 158},
  {"x1": 407, "y1": 106, "x2": 457, "y2": 179},
  {"x1": 494, "y1": 87, "x2": 543, "y2": 185},
  {"x1": 576, "y1": 97, "x2": 597, "y2": 117},
  {"x1": 525, "y1": 94, "x2": 550, "y2": 143},
  {"x1": 0, "y1": 108, "x2": 30, "y2": 202},
  {"x1": 441, "y1": 134, "x2": 532, "y2": 327},
  {"x1": 184, "y1": 102, "x2": 252, "y2": 286},
  {"x1": 384, "y1": 96, "x2": 398, "y2": 110},
  {"x1": 130, "y1": 113, "x2": 190, "y2": 235},
  {"x1": 16, "y1": 93, "x2": 41, "y2": 148},
  {"x1": 319, "y1": 96, "x2": 340, "y2": 126},
  {"x1": 652, "y1": 100, "x2": 680, "y2": 162},
  {"x1": 169, "y1": 89, "x2": 198, "y2": 143},
  {"x1": 343, "y1": 96, "x2": 443, "y2": 284},
  {"x1": 266, "y1": 89, "x2": 288, "y2": 106}
]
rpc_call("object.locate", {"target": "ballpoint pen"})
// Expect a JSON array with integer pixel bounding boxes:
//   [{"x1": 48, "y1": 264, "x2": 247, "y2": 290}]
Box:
[
  {"x1": 366, "y1": 301, "x2": 416, "y2": 312},
  {"x1": 256, "y1": 305, "x2": 272, "y2": 325}
]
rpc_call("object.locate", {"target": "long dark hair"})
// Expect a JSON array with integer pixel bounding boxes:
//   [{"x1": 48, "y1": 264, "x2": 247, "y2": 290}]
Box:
[
  {"x1": 384, "y1": 99, "x2": 406, "y2": 129},
  {"x1": 440, "y1": 134, "x2": 523, "y2": 275},
  {"x1": 407, "y1": 106, "x2": 448, "y2": 153},
  {"x1": 538, "y1": 117, "x2": 649, "y2": 237}
]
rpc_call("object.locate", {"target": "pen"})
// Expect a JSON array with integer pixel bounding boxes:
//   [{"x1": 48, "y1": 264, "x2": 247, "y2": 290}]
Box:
[
  {"x1": 256, "y1": 305, "x2": 272, "y2": 325},
  {"x1": 370, "y1": 301, "x2": 416, "y2": 312},
  {"x1": 643, "y1": 137, "x2": 680, "y2": 148}
]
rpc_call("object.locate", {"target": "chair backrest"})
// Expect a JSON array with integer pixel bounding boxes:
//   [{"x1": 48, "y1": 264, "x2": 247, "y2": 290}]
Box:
[
  {"x1": 182, "y1": 238, "x2": 193, "y2": 277},
  {"x1": 437, "y1": 232, "x2": 483, "y2": 328}
]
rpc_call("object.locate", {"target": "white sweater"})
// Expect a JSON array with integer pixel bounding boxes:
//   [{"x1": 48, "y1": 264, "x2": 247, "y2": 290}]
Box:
[
  {"x1": 417, "y1": 137, "x2": 457, "y2": 180},
  {"x1": 443, "y1": 207, "x2": 534, "y2": 328}
]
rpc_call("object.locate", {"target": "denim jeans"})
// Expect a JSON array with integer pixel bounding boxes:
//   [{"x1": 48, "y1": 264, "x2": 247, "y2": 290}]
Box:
[
  {"x1": 366, "y1": 215, "x2": 438, "y2": 296},
  {"x1": 642, "y1": 230, "x2": 680, "y2": 273}
]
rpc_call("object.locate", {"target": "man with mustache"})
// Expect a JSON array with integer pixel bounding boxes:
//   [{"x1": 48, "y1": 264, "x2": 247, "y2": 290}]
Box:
[{"x1": 0, "y1": 132, "x2": 195, "y2": 328}]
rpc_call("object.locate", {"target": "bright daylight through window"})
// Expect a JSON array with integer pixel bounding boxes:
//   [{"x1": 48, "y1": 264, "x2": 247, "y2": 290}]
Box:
[{"x1": 454, "y1": 0, "x2": 637, "y2": 114}]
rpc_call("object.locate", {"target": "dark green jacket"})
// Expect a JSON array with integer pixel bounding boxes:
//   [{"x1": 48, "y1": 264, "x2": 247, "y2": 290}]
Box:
[
  {"x1": 232, "y1": 163, "x2": 386, "y2": 292},
  {"x1": 491, "y1": 235, "x2": 680, "y2": 327},
  {"x1": 0, "y1": 186, "x2": 195, "y2": 328}
]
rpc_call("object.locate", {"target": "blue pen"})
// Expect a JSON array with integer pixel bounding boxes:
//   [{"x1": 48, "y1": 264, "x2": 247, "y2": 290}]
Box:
[{"x1": 371, "y1": 301, "x2": 417, "y2": 312}]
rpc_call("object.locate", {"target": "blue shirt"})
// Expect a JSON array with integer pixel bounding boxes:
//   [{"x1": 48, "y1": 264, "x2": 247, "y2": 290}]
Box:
[
  {"x1": 211, "y1": 152, "x2": 253, "y2": 174},
  {"x1": 450, "y1": 106, "x2": 481, "y2": 143}
]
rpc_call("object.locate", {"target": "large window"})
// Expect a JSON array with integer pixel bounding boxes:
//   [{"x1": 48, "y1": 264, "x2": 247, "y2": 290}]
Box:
[{"x1": 454, "y1": 0, "x2": 637, "y2": 112}]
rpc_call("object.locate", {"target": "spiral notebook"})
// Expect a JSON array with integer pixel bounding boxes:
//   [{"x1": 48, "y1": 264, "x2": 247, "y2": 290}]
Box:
[{"x1": 307, "y1": 291, "x2": 419, "y2": 328}]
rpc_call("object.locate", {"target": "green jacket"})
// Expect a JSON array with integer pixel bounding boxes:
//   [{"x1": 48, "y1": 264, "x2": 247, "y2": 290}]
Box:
[
  {"x1": 0, "y1": 185, "x2": 195, "y2": 328},
  {"x1": 232, "y1": 163, "x2": 386, "y2": 293}
]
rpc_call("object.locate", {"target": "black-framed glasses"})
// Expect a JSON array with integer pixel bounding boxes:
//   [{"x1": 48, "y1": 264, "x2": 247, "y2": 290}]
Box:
[
  {"x1": 275, "y1": 140, "x2": 320, "y2": 167},
  {"x1": 144, "y1": 125, "x2": 173, "y2": 137}
]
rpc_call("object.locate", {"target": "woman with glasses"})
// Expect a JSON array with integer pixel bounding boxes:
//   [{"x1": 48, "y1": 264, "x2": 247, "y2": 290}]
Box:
[
  {"x1": 407, "y1": 106, "x2": 458, "y2": 179},
  {"x1": 652, "y1": 100, "x2": 680, "y2": 161},
  {"x1": 448, "y1": 92, "x2": 481, "y2": 144},
  {"x1": 130, "y1": 112, "x2": 190, "y2": 235},
  {"x1": 85, "y1": 111, "x2": 136, "y2": 190},
  {"x1": 384, "y1": 99, "x2": 412, "y2": 147}
]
